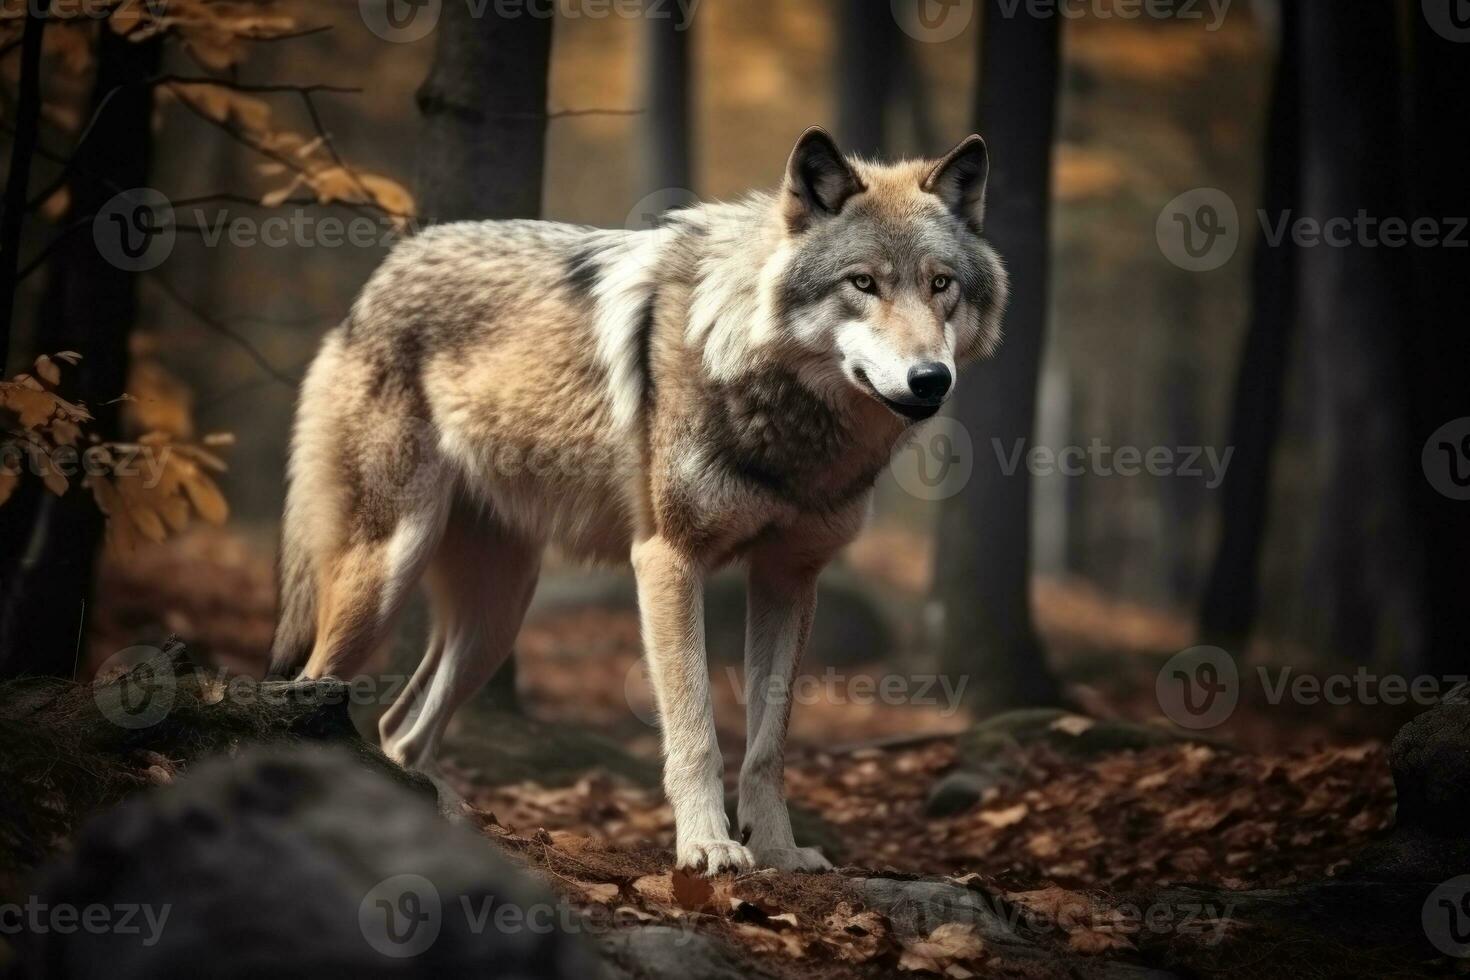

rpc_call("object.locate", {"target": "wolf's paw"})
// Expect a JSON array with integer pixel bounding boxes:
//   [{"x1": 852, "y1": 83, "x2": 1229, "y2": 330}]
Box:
[
  {"x1": 677, "y1": 839, "x2": 755, "y2": 876},
  {"x1": 751, "y1": 844, "x2": 833, "y2": 873}
]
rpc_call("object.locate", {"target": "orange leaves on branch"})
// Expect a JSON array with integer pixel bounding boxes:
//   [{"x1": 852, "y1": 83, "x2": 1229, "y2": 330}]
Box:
[
  {"x1": 0, "y1": 352, "x2": 233, "y2": 556},
  {"x1": 0, "y1": 353, "x2": 92, "y2": 502},
  {"x1": 90, "y1": 433, "x2": 231, "y2": 556},
  {"x1": 166, "y1": 80, "x2": 417, "y2": 227}
]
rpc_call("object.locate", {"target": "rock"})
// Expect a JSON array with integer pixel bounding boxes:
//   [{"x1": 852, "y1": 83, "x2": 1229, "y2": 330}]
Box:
[
  {"x1": 1351, "y1": 682, "x2": 1470, "y2": 880},
  {"x1": 854, "y1": 877, "x2": 1026, "y2": 947},
  {"x1": 1384, "y1": 681, "x2": 1470, "y2": 836},
  {"x1": 855, "y1": 877, "x2": 1180, "y2": 979},
  {"x1": 923, "y1": 768, "x2": 1011, "y2": 818},
  {"x1": 598, "y1": 926, "x2": 771, "y2": 980},
  {"x1": 445, "y1": 707, "x2": 661, "y2": 788},
  {"x1": 18, "y1": 745, "x2": 596, "y2": 979},
  {"x1": 955, "y1": 709, "x2": 1210, "y2": 771}
]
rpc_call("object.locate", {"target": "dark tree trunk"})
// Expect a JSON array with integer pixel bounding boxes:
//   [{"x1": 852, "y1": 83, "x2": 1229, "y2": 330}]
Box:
[
  {"x1": 1197, "y1": 2, "x2": 1301, "y2": 649},
  {"x1": 835, "y1": 0, "x2": 897, "y2": 158},
  {"x1": 412, "y1": 5, "x2": 555, "y2": 709},
  {"x1": 1296, "y1": 0, "x2": 1418, "y2": 667},
  {"x1": 934, "y1": 3, "x2": 1063, "y2": 712},
  {"x1": 641, "y1": 6, "x2": 692, "y2": 196},
  {"x1": 1402, "y1": 11, "x2": 1470, "y2": 679},
  {"x1": 0, "y1": 2, "x2": 49, "y2": 365},
  {"x1": 414, "y1": 5, "x2": 554, "y2": 225},
  {"x1": 0, "y1": 30, "x2": 162, "y2": 678}
]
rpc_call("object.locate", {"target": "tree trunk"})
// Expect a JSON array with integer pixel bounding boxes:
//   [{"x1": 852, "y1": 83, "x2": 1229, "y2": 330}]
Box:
[
  {"x1": 0, "y1": 2, "x2": 49, "y2": 366},
  {"x1": 834, "y1": 0, "x2": 897, "y2": 159},
  {"x1": 1401, "y1": 10, "x2": 1470, "y2": 679},
  {"x1": 0, "y1": 30, "x2": 162, "y2": 678},
  {"x1": 641, "y1": 7, "x2": 692, "y2": 196},
  {"x1": 1197, "y1": 2, "x2": 1301, "y2": 649},
  {"x1": 414, "y1": 5, "x2": 554, "y2": 225},
  {"x1": 933, "y1": 3, "x2": 1063, "y2": 713},
  {"x1": 1296, "y1": 0, "x2": 1418, "y2": 668},
  {"x1": 412, "y1": 6, "x2": 554, "y2": 709}
]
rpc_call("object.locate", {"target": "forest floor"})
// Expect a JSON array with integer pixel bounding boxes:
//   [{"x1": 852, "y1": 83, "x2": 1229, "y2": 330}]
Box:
[{"x1": 33, "y1": 527, "x2": 1460, "y2": 976}]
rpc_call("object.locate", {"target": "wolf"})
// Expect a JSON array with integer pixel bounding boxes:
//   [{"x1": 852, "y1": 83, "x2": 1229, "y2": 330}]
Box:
[{"x1": 271, "y1": 128, "x2": 1008, "y2": 875}]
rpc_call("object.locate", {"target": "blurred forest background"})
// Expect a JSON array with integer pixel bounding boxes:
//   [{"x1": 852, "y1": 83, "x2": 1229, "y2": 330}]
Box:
[{"x1": 0, "y1": 0, "x2": 1465, "y2": 746}]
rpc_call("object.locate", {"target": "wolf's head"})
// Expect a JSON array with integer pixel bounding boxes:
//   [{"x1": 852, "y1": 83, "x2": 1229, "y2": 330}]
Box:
[{"x1": 771, "y1": 128, "x2": 1008, "y2": 422}]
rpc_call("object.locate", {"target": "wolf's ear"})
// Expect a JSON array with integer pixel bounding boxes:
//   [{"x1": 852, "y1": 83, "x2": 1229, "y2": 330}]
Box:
[
  {"x1": 782, "y1": 127, "x2": 864, "y2": 233},
  {"x1": 924, "y1": 135, "x2": 990, "y2": 231}
]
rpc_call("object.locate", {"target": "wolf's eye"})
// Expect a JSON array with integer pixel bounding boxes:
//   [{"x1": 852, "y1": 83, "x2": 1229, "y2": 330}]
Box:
[
  {"x1": 932, "y1": 275, "x2": 952, "y2": 293},
  {"x1": 850, "y1": 274, "x2": 877, "y2": 295}
]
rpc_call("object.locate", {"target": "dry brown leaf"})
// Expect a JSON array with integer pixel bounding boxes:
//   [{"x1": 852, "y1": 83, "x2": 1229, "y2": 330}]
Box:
[
  {"x1": 898, "y1": 923, "x2": 985, "y2": 973},
  {"x1": 570, "y1": 880, "x2": 620, "y2": 905},
  {"x1": 1067, "y1": 928, "x2": 1135, "y2": 955},
  {"x1": 671, "y1": 869, "x2": 715, "y2": 912},
  {"x1": 977, "y1": 803, "x2": 1028, "y2": 829},
  {"x1": 1049, "y1": 714, "x2": 1096, "y2": 737}
]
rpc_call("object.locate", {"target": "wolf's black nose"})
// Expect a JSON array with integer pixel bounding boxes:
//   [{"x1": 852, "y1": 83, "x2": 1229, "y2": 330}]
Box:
[{"x1": 907, "y1": 363, "x2": 952, "y2": 403}]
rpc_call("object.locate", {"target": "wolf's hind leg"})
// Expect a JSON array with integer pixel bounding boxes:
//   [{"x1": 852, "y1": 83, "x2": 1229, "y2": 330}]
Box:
[
  {"x1": 302, "y1": 504, "x2": 447, "y2": 681},
  {"x1": 382, "y1": 506, "x2": 541, "y2": 775}
]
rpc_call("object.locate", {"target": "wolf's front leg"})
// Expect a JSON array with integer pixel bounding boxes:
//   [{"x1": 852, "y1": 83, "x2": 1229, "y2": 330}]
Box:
[
  {"x1": 738, "y1": 556, "x2": 833, "y2": 872},
  {"x1": 632, "y1": 535, "x2": 753, "y2": 875}
]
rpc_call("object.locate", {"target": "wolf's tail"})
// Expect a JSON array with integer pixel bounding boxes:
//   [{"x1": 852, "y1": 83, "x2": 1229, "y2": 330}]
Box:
[{"x1": 269, "y1": 329, "x2": 346, "y2": 678}]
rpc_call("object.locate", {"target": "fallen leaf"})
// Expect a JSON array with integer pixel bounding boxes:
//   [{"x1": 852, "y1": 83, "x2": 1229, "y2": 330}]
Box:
[
  {"x1": 1050, "y1": 714, "x2": 1096, "y2": 737},
  {"x1": 978, "y1": 803, "x2": 1028, "y2": 829}
]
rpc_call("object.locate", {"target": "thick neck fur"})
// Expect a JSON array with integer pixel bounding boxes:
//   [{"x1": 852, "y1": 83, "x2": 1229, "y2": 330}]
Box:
[{"x1": 668, "y1": 194, "x2": 910, "y2": 506}]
